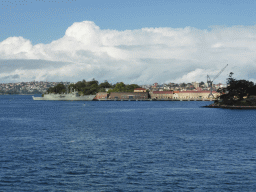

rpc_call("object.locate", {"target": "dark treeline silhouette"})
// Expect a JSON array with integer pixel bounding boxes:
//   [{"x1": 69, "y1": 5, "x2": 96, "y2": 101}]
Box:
[
  {"x1": 217, "y1": 72, "x2": 256, "y2": 106},
  {"x1": 46, "y1": 79, "x2": 141, "y2": 95}
]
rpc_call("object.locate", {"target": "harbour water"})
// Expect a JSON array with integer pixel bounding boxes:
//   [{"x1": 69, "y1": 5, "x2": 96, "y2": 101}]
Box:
[{"x1": 1, "y1": 95, "x2": 256, "y2": 191}]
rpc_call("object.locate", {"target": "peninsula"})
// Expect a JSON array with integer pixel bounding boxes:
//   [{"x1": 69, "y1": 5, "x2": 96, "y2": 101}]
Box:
[{"x1": 205, "y1": 73, "x2": 256, "y2": 109}]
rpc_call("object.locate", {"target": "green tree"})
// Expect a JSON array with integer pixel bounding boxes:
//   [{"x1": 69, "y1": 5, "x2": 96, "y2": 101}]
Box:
[
  {"x1": 219, "y1": 72, "x2": 256, "y2": 105},
  {"x1": 126, "y1": 84, "x2": 140, "y2": 92},
  {"x1": 199, "y1": 81, "x2": 205, "y2": 87},
  {"x1": 112, "y1": 82, "x2": 126, "y2": 92},
  {"x1": 99, "y1": 80, "x2": 113, "y2": 89},
  {"x1": 47, "y1": 83, "x2": 66, "y2": 94},
  {"x1": 68, "y1": 79, "x2": 99, "y2": 95},
  {"x1": 248, "y1": 85, "x2": 256, "y2": 96},
  {"x1": 108, "y1": 82, "x2": 141, "y2": 93},
  {"x1": 180, "y1": 83, "x2": 186, "y2": 88}
]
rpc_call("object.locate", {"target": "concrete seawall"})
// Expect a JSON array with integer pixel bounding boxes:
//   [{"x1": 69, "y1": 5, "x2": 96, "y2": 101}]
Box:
[{"x1": 94, "y1": 99, "x2": 216, "y2": 101}]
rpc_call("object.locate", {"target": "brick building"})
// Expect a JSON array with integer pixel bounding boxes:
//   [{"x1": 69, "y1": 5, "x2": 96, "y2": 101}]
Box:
[
  {"x1": 109, "y1": 92, "x2": 149, "y2": 100},
  {"x1": 95, "y1": 92, "x2": 108, "y2": 100}
]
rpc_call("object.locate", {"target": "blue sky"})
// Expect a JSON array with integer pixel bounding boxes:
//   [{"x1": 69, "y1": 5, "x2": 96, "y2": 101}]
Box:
[
  {"x1": 1, "y1": 0, "x2": 256, "y2": 84},
  {"x1": 2, "y1": 0, "x2": 256, "y2": 44}
]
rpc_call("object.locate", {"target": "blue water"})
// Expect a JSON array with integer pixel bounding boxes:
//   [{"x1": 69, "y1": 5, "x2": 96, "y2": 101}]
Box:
[{"x1": 1, "y1": 95, "x2": 256, "y2": 191}]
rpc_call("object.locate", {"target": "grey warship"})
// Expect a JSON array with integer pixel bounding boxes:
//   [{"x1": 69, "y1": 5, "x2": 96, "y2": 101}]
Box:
[{"x1": 32, "y1": 90, "x2": 95, "y2": 101}]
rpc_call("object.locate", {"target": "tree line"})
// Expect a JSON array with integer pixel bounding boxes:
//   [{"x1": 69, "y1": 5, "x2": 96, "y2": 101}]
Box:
[
  {"x1": 46, "y1": 79, "x2": 141, "y2": 95},
  {"x1": 217, "y1": 72, "x2": 256, "y2": 106}
]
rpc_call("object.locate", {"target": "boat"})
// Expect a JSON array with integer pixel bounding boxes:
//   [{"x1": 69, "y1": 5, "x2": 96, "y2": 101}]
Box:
[{"x1": 32, "y1": 90, "x2": 95, "y2": 101}]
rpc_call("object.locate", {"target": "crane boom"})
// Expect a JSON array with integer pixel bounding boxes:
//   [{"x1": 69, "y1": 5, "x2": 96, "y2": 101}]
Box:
[
  {"x1": 207, "y1": 64, "x2": 228, "y2": 98},
  {"x1": 212, "y1": 64, "x2": 228, "y2": 82}
]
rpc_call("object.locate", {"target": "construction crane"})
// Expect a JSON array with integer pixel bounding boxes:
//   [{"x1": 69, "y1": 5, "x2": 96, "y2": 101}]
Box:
[{"x1": 207, "y1": 64, "x2": 228, "y2": 98}]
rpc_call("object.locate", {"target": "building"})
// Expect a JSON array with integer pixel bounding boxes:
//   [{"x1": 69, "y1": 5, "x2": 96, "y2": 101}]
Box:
[
  {"x1": 150, "y1": 91, "x2": 174, "y2": 99},
  {"x1": 109, "y1": 92, "x2": 148, "y2": 100},
  {"x1": 95, "y1": 92, "x2": 108, "y2": 100},
  {"x1": 176, "y1": 91, "x2": 220, "y2": 100},
  {"x1": 134, "y1": 88, "x2": 147, "y2": 93},
  {"x1": 192, "y1": 82, "x2": 199, "y2": 89},
  {"x1": 149, "y1": 90, "x2": 220, "y2": 100}
]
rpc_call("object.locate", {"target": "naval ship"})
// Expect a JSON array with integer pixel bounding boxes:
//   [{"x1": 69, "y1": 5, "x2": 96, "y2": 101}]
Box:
[{"x1": 32, "y1": 90, "x2": 95, "y2": 101}]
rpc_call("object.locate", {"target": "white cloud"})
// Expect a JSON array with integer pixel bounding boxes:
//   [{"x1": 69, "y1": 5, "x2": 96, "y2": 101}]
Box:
[
  {"x1": 1, "y1": 21, "x2": 256, "y2": 84},
  {"x1": 171, "y1": 68, "x2": 227, "y2": 83}
]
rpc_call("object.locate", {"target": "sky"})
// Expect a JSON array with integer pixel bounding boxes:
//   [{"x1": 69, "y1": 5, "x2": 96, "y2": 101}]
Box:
[{"x1": 1, "y1": 0, "x2": 256, "y2": 84}]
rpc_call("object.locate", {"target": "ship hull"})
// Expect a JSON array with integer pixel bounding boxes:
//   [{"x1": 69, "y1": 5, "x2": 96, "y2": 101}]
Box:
[{"x1": 32, "y1": 95, "x2": 96, "y2": 101}]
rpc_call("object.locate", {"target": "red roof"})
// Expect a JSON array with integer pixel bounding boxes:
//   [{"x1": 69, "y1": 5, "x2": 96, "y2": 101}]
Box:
[{"x1": 134, "y1": 88, "x2": 146, "y2": 90}]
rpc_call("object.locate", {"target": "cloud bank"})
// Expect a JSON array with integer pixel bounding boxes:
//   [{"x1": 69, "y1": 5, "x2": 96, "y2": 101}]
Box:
[{"x1": 1, "y1": 21, "x2": 256, "y2": 84}]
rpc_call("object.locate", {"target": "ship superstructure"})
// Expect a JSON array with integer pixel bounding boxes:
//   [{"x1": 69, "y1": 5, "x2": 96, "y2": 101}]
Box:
[{"x1": 32, "y1": 90, "x2": 95, "y2": 101}]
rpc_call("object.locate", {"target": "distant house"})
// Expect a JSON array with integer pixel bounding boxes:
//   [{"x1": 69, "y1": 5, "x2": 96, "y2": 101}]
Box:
[
  {"x1": 151, "y1": 83, "x2": 158, "y2": 89},
  {"x1": 105, "y1": 88, "x2": 111, "y2": 92},
  {"x1": 192, "y1": 82, "x2": 199, "y2": 89},
  {"x1": 134, "y1": 88, "x2": 147, "y2": 93}
]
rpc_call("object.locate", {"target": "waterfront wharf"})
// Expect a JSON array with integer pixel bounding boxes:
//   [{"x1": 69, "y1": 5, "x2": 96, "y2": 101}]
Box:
[{"x1": 95, "y1": 99, "x2": 216, "y2": 101}]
